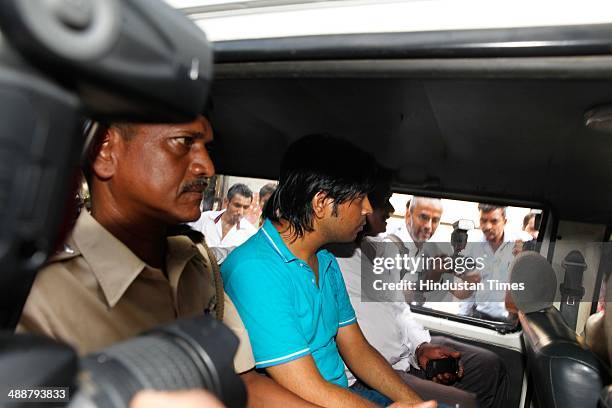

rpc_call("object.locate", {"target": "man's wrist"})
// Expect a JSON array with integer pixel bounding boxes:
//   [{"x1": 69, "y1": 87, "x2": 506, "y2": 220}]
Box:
[{"x1": 415, "y1": 342, "x2": 428, "y2": 368}]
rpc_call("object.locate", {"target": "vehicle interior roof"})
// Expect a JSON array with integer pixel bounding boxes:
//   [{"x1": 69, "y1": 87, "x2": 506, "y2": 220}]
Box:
[{"x1": 207, "y1": 26, "x2": 612, "y2": 225}]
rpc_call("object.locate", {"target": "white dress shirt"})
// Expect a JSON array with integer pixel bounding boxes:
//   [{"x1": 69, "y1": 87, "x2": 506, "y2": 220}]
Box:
[
  {"x1": 190, "y1": 210, "x2": 256, "y2": 248},
  {"x1": 335, "y1": 237, "x2": 431, "y2": 385},
  {"x1": 458, "y1": 228, "x2": 529, "y2": 319}
]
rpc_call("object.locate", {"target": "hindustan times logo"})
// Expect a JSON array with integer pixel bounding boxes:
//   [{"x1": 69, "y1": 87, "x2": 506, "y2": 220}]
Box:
[
  {"x1": 372, "y1": 254, "x2": 486, "y2": 275},
  {"x1": 371, "y1": 279, "x2": 525, "y2": 292}
]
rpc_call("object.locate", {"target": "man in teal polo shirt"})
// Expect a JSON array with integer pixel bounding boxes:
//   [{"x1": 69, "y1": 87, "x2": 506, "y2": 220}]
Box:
[{"x1": 222, "y1": 134, "x2": 434, "y2": 408}]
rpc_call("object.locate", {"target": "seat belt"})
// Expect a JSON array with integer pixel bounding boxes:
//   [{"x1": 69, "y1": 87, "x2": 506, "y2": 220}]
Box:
[{"x1": 559, "y1": 250, "x2": 587, "y2": 329}]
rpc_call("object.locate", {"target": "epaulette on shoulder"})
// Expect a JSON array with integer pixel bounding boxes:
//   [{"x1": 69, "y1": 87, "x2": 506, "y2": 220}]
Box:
[{"x1": 47, "y1": 242, "x2": 81, "y2": 264}]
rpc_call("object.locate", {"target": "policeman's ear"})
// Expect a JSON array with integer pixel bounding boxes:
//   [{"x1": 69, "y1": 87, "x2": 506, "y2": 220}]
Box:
[
  {"x1": 92, "y1": 127, "x2": 123, "y2": 180},
  {"x1": 312, "y1": 191, "x2": 334, "y2": 220}
]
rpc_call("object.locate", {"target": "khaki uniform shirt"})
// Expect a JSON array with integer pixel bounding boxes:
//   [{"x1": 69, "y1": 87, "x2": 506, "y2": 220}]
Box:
[{"x1": 17, "y1": 211, "x2": 254, "y2": 374}]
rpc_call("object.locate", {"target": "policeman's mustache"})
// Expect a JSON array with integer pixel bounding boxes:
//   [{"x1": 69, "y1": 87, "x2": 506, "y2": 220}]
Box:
[{"x1": 180, "y1": 177, "x2": 211, "y2": 193}]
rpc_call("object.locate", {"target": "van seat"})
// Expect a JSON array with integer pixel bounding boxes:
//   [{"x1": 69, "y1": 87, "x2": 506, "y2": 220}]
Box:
[{"x1": 520, "y1": 307, "x2": 609, "y2": 408}]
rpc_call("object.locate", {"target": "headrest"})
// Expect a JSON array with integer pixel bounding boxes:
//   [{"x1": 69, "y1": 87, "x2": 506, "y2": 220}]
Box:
[{"x1": 509, "y1": 251, "x2": 557, "y2": 314}]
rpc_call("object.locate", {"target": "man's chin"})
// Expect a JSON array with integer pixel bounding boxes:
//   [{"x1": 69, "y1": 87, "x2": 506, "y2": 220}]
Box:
[
  {"x1": 178, "y1": 207, "x2": 202, "y2": 223},
  {"x1": 336, "y1": 231, "x2": 359, "y2": 243}
]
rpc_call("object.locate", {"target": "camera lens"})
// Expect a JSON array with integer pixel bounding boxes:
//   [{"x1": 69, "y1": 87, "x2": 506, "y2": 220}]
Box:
[{"x1": 70, "y1": 315, "x2": 246, "y2": 408}]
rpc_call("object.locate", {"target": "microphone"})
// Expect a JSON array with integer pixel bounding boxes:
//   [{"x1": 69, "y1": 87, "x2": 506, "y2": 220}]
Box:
[{"x1": 508, "y1": 251, "x2": 557, "y2": 314}]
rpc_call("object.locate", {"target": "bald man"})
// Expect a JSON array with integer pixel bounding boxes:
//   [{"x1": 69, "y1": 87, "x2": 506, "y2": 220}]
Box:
[{"x1": 390, "y1": 197, "x2": 478, "y2": 301}]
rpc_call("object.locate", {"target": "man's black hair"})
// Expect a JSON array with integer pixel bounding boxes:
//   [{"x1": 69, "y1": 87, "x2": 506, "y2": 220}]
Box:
[
  {"x1": 478, "y1": 203, "x2": 507, "y2": 218},
  {"x1": 368, "y1": 166, "x2": 393, "y2": 210},
  {"x1": 264, "y1": 133, "x2": 377, "y2": 239},
  {"x1": 227, "y1": 183, "x2": 253, "y2": 201},
  {"x1": 360, "y1": 166, "x2": 394, "y2": 238}
]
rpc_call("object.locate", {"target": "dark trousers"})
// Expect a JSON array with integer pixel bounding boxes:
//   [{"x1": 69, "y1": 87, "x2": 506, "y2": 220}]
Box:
[{"x1": 397, "y1": 335, "x2": 509, "y2": 408}]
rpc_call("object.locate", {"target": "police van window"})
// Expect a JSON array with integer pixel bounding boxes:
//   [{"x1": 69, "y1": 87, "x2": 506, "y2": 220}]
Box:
[
  {"x1": 377, "y1": 193, "x2": 544, "y2": 330},
  {"x1": 189, "y1": 175, "x2": 277, "y2": 248}
]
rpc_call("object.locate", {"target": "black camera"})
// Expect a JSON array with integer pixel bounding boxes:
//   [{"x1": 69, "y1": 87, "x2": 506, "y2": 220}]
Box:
[
  {"x1": 0, "y1": 0, "x2": 245, "y2": 406},
  {"x1": 450, "y1": 219, "x2": 474, "y2": 256},
  {"x1": 2, "y1": 316, "x2": 246, "y2": 407},
  {"x1": 0, "y1": 0, "x2": 214, "y2": 328}
]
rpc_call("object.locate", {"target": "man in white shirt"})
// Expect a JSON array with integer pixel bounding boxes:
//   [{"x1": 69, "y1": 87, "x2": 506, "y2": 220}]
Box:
[
  {"x1": 333, "y1": 183, "x2": 508, "y2": 408},
  {"x1": 390, "y1": 198, "x2": 479, "y2": 303},
  {"x1": 459, "y1": 204, "x2": 530, "y2": 321},
  {"x1": 191, "y1": 183, "x2": 257, "y2": 248}
]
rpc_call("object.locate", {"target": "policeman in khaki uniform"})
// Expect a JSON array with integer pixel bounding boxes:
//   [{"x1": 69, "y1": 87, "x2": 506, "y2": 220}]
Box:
[
  {"x1": 18, "y1": 210, "x2": 253, "y2": 374},
  {"x1": 17, "y1": 117, "x2": 315, "y2": 407}
]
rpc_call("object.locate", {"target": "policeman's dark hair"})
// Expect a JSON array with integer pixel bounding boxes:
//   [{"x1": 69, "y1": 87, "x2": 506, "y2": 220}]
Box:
[
  {"x1": 264, "y1": 133, "x2": 377, "y2": 239},
  {"x1": 478, "y1": 203, "x2": 507, "y2": 218},
  {"x1": 523, "y1": 212, "x2": 535, "y2": 229},
  {"x1": 227, "y1": 183, "x2": 253, "y2": 201}
]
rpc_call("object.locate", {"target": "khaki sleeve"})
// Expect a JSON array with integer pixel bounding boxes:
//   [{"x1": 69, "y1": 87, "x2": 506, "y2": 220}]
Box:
[
  {"x1": 16, "y1": 289, "x2": 56, "y2": 339},
  {"x1": 222, "y1": 293, "x2": 255, "y2": 374}
]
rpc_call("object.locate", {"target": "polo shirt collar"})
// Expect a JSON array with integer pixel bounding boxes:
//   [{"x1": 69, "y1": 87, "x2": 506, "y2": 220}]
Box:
[
  {"x1": 72, "y1": 211, "x2": 199, "y2": 308},
  {"x1": 261, "y1": 219, "x2": 297, "y2": 263},
  {"x1": 317, "y1": 249, "x2": 334, "y2": 275},
  {"x1": 260, "y1": 220, "x2": 334, "y2": 275}
]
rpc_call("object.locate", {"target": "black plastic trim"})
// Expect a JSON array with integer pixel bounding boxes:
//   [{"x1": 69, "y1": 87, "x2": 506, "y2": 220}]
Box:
[
  {"x1": 214, "y1": 56, "x2": 612, "y2": 80},
  {"x1": 214, "y1": 24, "x2": 612, "y2": 62},
  {"x1": 409, "y1": 305, "x2": 521, "y2": 335}
]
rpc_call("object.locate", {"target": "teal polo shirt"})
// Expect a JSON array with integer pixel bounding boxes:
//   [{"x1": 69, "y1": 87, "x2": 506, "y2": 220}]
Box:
[{"x1": 221, "y1": 219, "x2": 357, "y2": 387}]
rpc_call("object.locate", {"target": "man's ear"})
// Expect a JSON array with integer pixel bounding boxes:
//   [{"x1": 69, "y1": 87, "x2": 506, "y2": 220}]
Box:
[
  {"x1": 92, "y1": 127, "x2": 122, "y2": 180},
  {"x1": 312, "y1": 191, "x2": 333, "y2": 219}
]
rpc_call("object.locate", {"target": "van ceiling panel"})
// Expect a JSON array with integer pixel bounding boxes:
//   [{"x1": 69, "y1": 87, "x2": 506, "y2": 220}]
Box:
[{"x1": 210, "y1": 77, "x2": 612, "y2": 224}]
